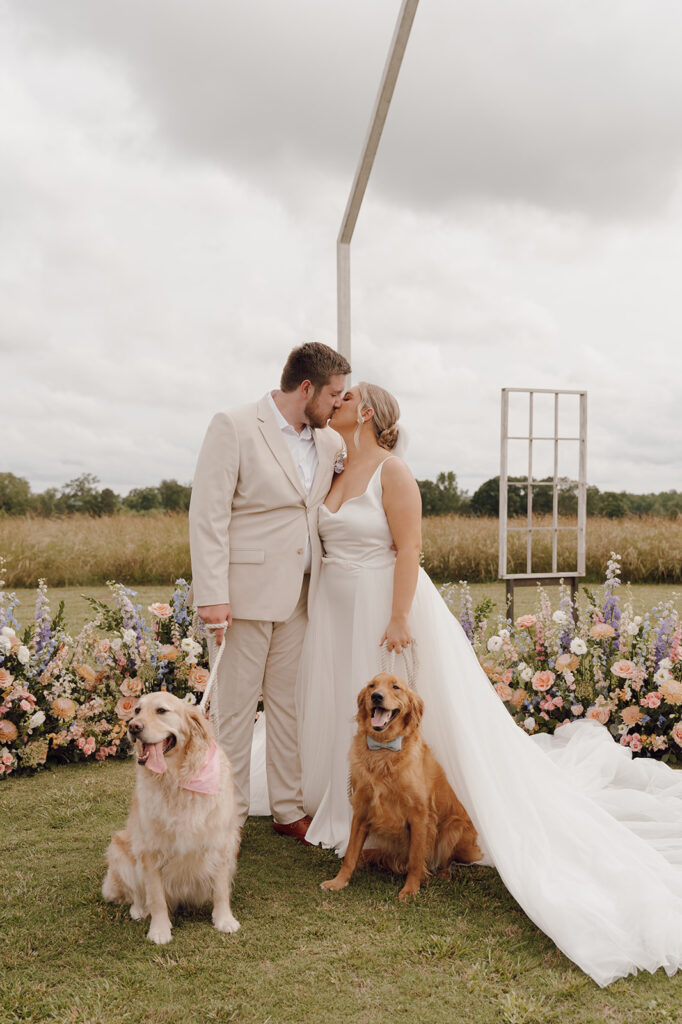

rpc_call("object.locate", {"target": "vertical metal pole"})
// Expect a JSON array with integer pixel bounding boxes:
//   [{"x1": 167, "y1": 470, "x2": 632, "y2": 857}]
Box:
[
  {"x1": 552, "y1": 392, "x2": 559, "y2": 573},
  {"x1": 336, "y1": 0, "x2": 420, "y2": 361},
  {"x1": 578, "y1": 392, "x2": 588, "y2": 575},
  {"x1": 527, "y1": 392, "x2": 534, "y2": 574},
  {"x1": 499, "y1": 389, "x2": 509, "y2": 579}
]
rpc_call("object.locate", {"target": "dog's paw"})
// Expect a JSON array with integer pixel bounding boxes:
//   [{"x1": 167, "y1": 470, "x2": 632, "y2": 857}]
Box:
[
  {"x1": 147, "y1": 920, "x2": 173, "y2": 945},
  {"x1": 320, "y1": 877, "x2": 348, "y2": 892},
  {"x1": 129, "y1": 903, "x2": 145, "y2": 920},
  {"x1": 398, "y1": 882, "x2": 421, "y2": 901},
  {"x1": 213, "y1": 911, "x2": 240, "y2": 934}
]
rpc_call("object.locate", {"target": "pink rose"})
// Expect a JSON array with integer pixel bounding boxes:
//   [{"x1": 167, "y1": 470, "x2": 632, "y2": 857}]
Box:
[
  {"x1": 629, "y1": 734, "x2": 642, "y2": 753},
  {"x1": 120, "y1": 676, "x2": 144, "y2": 697},
  {"x1": 586, "y1": 705, "x2": 611, "y2": 725},
  {"x1": 500, "y1": 669, "x2": 513, "y2": 685},
  {"x1": 515, "y1": 615, "x2": 536, "y2": 629},
  {"x1": 494, "y1": 682, "x2": 513, "y2": 702},
  {"x1": 611, "y1": 660, "x2": 637, "y2": 679},
  {"x1": 148, "y1": 603, "x2": 173, "y2": 619},
  {"x1": 672, "y1": 722, "x2": 682, "y2": 748},
  {"x1": 189, "y1": 666, "x2": 210, "y2": 692},
  {"x1": 115, "y1": 696, "x2": 137, "y2": 721},
  {"x1": 531, "y1": 670, "x2": 555, "y2": 692},
  {"x1": 556, "y1": 654, "x2": 579, "y2": 673},
  {"x1": 640, "y1": 692, "x2": 662, "y2": 709},
  {"x1": 20, "y1": 699, "x2": 31, "y2": 712},
  {"x1": 571, "y1": 704, "x2": 584, "y2": 716}
]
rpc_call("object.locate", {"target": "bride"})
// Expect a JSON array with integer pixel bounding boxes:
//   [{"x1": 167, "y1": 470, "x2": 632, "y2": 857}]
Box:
[{"x1": 291, "y1": 380, "x2": 682, "y2": 988}]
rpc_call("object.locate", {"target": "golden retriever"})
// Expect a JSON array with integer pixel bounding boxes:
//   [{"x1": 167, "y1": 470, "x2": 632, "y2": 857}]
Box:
[
  {"x1": 102, "y1": 691, "x2": 240, "y2": 944},
  {"x1": 321, "y1": 673, "x2": 482, "y2": 900}
]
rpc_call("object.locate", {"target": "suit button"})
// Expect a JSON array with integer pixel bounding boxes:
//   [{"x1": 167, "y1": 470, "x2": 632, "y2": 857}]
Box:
[{"x1": 297, "y1": 548, "x2": 304, "y2": 555}]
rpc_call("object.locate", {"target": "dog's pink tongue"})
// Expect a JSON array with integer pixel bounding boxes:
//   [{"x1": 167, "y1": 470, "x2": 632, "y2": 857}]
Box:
[
  {"x1": 145, "y1": 742, "x2": 167, "y2": 774},
  {"x1": 371, "y1": 708, "x2": 392, "y2": 729}
]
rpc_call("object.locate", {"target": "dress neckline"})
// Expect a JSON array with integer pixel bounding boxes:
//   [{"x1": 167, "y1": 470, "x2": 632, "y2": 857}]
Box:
[{"x1": 321, "y1": 458, "x2": 393, "y2": 516}]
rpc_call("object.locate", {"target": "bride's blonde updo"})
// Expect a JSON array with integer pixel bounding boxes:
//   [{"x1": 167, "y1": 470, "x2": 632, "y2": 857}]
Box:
[{"x1": 356, "y1": 381, "x2": 400, "y2": 451}]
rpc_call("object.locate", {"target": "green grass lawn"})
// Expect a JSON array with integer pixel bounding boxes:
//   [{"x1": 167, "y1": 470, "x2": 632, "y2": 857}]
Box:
[
  {"x1": 8, "y1": 582, "x2": 681, "y2": 637},
  {"x1": 1, "y1": 759, "x2": 682, "y2": 1024}
]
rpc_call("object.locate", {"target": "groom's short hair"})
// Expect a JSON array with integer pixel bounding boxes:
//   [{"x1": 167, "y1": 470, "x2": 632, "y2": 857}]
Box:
[{"x1": 280, "y1": 342, "x2": 351, "y2": 393}]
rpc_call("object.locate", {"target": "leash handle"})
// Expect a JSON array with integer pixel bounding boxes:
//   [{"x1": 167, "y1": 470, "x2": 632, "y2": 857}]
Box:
[
  {"x1": 379, "y1": 638, "x2": 419, "y2": 690},
  {"x1": 197, "y1": 621, "x2": 228, "y2": 719}
]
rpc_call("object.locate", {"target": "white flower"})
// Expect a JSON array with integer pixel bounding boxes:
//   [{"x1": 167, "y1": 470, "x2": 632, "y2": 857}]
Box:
[
  {"x1": 0, "y1": 637, "x2": 11, "y2": 654},
  {"x1": 654, "y1": 668, "x2": 672, "y2": 685},
  {"x1": 122, "y1": 629, "x2": 138, "y2": 647},
  {"x1": 181, "y1": 638, "x2": 202, "y2": 658},
  {"x1": 659, "y1": 657, "x2": 673, "y2": 671},
  {"x1": 487, "y1": 636, "x2": 503, "y2": 653},
  {"x1": 28, "y1": 710, "x2": 45, "y2": 729},
  {"x1": 520, "y1": 667, "x2": 533, "y2": 683},
  {"x1": 498, "y1": 629, "x2": 510, "y2": 640},
  {"x1": 183, "y1": 693, "x2": 197, "y2": 705},
  {"x1": 17, "y1": 646, "x2": 30, "y2": 665},
  {"x1": 552, "y1": 610, "x2": 569, "y2": 626},
  {"x1": 523, "y1": 717, "x2": 536, "y2": 732},
  {"x1": 111, "y1": 638, "x2": 122, "y2": 651},
  {"x1": 570, "y1": 638, "x2": 587, "y2": 656},
  {"x1": 633, "y1": 616, "x2": 643, "y2": 627},
  {"x1": 626, "y1": 622, "x2": 640, "y2": 636},
  {"x1": 1, "y1": 626, "x2": 16, "y2": 638}
]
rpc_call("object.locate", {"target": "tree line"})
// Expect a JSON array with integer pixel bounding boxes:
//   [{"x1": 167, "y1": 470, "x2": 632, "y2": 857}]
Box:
[{"x1": 0, "y1": 469, "x2": 680, "y2": 519}]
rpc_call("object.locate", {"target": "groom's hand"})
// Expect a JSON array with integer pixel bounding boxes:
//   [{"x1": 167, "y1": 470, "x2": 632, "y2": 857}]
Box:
[{"x1": 197, "y1": 604, "x2": 232, "y2": 646}]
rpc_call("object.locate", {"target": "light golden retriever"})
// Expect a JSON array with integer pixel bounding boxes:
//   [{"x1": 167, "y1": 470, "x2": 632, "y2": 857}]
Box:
[
  {"x1": 321, "y1": 673, "x2": 482, "y2": 900},
  {"x1": 102, "y1": 691, "x2": 240, "y2": 944}
]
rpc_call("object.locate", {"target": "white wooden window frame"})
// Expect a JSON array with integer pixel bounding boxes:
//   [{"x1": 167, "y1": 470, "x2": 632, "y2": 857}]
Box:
[{"x1": 499, "y1": 388, "x2": 587, "y2": 612}]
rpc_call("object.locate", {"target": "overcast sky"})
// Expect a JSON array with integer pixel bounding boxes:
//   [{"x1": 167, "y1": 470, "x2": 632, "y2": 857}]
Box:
[{"x1": 3, "y1": 0, "x2": 682, "y2": 497}]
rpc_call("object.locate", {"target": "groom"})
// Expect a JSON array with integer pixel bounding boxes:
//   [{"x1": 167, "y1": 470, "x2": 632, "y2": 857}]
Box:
[{"x1": 189, "y1": 342, "x2": 350, "y2": 842}]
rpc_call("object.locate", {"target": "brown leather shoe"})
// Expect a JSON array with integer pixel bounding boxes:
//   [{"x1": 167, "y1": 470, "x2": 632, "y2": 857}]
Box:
[{"x1": 272, "y1": 815, "x2": 312, "y2": 845}]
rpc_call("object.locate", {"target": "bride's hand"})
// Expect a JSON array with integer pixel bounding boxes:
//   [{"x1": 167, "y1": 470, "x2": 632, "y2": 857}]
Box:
[{"x1": 380, "y1": 615, "x2": 412, "y2": 654}]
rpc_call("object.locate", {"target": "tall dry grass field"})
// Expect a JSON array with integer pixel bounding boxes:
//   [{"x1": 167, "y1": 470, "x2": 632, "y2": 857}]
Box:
[
  {"x1": 1, "y1": 512, "x2": 681, "y2": 587},
  {"x1": 0, "y1": 513, "x2": 191, "y2": 588}
]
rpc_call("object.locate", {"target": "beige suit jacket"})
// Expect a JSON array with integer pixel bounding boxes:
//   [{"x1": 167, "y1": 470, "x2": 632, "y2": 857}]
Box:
[{"x1": 188, "y1": 394, "x2": 341, "y2": 621}]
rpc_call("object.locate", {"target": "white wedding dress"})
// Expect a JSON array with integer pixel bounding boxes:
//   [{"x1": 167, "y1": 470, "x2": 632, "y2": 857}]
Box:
[{"x1": 282, "y1": 459, "x2": 682, "y2": 987}]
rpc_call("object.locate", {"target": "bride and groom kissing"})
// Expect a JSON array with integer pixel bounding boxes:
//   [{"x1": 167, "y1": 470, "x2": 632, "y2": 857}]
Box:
[{"x1": 189, "y1": 341, "x2": 682, "y2": 987}]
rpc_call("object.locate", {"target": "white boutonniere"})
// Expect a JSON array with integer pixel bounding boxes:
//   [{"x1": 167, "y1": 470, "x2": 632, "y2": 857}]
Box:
[{"x1": 333, "y1": 449, "x2": 346, "y2": 474}]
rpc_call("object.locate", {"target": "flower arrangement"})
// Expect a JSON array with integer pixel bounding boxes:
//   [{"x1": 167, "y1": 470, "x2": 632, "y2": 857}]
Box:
[
  {"x1": 0, "y1": 561, "x2": 210, "y2": 778},
  {"x1": 463, "y1": 553, "x2": 682, "y2": 765}
]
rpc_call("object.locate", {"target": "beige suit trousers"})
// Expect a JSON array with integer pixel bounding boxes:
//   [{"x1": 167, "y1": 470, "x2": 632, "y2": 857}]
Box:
[{"x1": 210, "y1": 577, "x2": 309, "y2": 827}]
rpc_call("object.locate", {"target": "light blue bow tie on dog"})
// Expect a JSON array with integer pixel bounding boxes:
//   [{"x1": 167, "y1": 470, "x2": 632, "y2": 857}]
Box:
[{"x1": 366, "y1": 735, "x2": 402, "y2": 751}]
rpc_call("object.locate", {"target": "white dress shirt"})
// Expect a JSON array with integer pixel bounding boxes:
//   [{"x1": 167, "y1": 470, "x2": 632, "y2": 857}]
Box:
[{"x1": 268, "y1": 391, "x2": 317, "y2": 571}]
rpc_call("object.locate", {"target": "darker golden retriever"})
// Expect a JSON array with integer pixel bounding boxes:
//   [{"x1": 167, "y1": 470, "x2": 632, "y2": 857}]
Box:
[{"x1": 321, "y1": 673, "x2": 482, "y2": 900}]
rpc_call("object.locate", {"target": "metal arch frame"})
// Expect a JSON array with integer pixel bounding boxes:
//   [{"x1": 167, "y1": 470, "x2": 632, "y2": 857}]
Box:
[
  {"x1": 336, "y1": 0, "x2": 420, "y2": 364},
  {"x1": 499, "y1": 387, "x2": 587, "y2": 619}
]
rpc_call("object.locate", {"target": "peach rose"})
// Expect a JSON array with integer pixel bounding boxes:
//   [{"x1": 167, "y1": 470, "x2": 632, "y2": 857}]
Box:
[
  {"x1": 589, "y1": 622, "x2": 616, "y2": 640},
  {"x1": 510, "y1": 688, "x2": 527, "y2": 709},
  {"x1": 586, "y1": 705, "x2": 611, "y2": 725},
  {"x1": 148, "y1": 603, "x2": 173, "y2": 619},
  {"x1": 555, "y1": 653, "x2": 579, "y2": 673},
  {"x1": 610, "y1": 660, "x2": 637, "y2": 679},
  {"x1": 158, "y1": 645, "x2": 179, "y2": 662},
  {"x1": 0, "y1": 719, "x2": 18, "y2": 743},
  {"x1": 120, "y1": 676, "x2": 144, "y2": 697},
  {"x1": 76, "y1": 664, "x2": 98, "y2": 690},
  {"x1": 620, "y1": 705, "x2": 642, "y2": 728},
  {"x1": 531, "y1": 670, "x2": 555, "y2": 692},
  {"x1": 50, "y1": 697, "x2": 76, "y2": 720},
  {"x1": 629, "y1": 733, "x2": 643, "y2": 752},
  {"x1": 515, "y1": 615, "x2": 536, "y2": 629},
  {"x1": 659, "y1": 677, "x2": 682, "y2": 705},
  {"x1": 640, "y1": 692, "x2": 662, "y2": 709},
  {"x1": 0, "y1": 668, "x2": 14, "y2": 687},
  {"x1": 115, "y1": 696, "x2": 137, "y2": 721},
  {"x1": 671, "y1": 722, "x2": 682, "y2": 748},
  {"x1": 189, "y1": 666, "x2": 210, "y2": 692},
  {"x1": 494, "y1": 682, "x2": 513, "y2": 702}
]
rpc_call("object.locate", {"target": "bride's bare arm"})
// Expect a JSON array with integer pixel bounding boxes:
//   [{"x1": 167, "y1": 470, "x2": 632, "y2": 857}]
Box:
[{"x1": 380, "y1": 458, "x2": 422, "y2": 653}]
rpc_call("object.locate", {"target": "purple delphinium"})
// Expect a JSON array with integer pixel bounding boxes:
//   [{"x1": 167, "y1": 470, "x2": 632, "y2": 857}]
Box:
[
  {"x1": 171, "y1": 579, "x2": 192, "y2": 631},
  {"x1": 654, "y1": 612, "x2": 674, "y2": 669},
  {"x1": 459, "y1": 582, "x2": 474, "y2": 644}
]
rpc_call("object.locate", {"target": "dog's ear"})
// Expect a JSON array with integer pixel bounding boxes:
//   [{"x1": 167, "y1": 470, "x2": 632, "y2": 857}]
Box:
[
  {"x1": 404, "y1": 689, "x2": 424, "y2": 732},
  {"x1": 356, "y1": 685, "x2": 371, "y2": 723},
  {"x1": 187, "y1": 705, "x2": 212, "y2": 746}
]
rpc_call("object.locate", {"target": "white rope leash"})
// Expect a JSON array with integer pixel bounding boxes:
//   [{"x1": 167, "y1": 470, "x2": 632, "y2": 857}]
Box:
[
  {"x1": 198, "y1": 621, "x2": 228, "y2": 719},
  {"x1": 379, "y1": 638, "x2": 420, "y2": 690}
]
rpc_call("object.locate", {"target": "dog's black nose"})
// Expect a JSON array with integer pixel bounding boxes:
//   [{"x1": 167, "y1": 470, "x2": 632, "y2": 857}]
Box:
[
  {"x1": 128, "y1": 719, "x2": 142, "y2": 735},
  {"x1": 371, "y1": 690, "x2": 384, "y2": 706}
]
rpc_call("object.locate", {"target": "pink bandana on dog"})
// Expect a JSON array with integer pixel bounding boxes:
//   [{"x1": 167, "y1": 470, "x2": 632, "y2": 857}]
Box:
[{"x1": 142, "y1": 740, "x2": 221, "y2": 795}]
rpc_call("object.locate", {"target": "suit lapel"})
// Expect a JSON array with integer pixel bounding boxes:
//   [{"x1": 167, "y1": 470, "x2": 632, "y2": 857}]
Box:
[
  {"x1": 309, "y1": 427, "x2": 340, "y2": 506},
  {"x1": 257, "y1": 395, "x2": 306, "y2": 500}
]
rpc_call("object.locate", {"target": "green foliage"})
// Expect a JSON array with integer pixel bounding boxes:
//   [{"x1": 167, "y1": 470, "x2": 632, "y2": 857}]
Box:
[
  {"x1": 417, "y1": 471, "x2": 468, "y2": 516},
  {"x1": 0, "y1": 472, "x2": 32, "y2": 515},
  {"x1": 82, "y1": 595, "x2": 125, "y2": 632}
]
